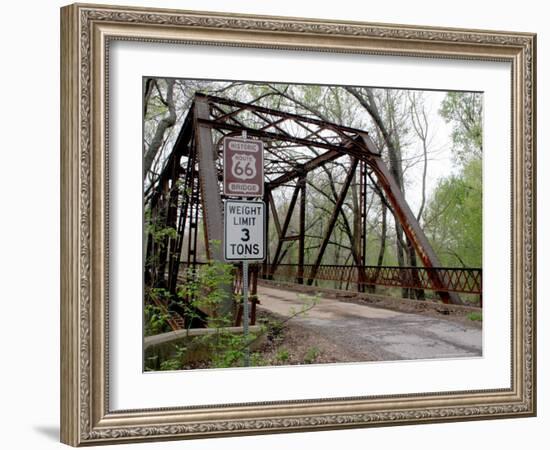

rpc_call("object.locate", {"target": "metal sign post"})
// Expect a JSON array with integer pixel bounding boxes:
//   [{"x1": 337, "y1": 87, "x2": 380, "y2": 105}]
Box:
[
  {"x1": 241, "y1": 129, "x2": 250, "y2": 368},
  {"x1": 223, "y1": 130, "x2": 265, "y2": 367},
  {"x1": 223, "y1": 198, "x2": 265, "y2": 367},
  {"x1": 242, "y1": 260, "x2": 250, "y2": 366}
]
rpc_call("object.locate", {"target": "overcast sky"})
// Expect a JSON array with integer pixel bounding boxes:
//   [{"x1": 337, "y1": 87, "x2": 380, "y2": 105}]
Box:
[{"x1": 400, "y1": 90, "x2": 460, "y2": 213}]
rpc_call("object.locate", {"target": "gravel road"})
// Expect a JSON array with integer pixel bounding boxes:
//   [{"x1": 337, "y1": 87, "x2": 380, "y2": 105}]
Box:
[{"x1": 256, "y1": 285, "x2": 482, "y2": 362}]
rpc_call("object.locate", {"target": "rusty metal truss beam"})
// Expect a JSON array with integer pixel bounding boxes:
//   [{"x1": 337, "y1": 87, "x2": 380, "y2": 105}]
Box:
[
  {"x1": 146, "y1": 93, "x2": 474, "y2": 307},
  {"x1": 307, "y1": 158, "x2": 359, "y2": 285}
]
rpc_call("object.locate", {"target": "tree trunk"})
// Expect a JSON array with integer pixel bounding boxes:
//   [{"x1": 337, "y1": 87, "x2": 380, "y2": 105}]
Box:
[
  {"x1": 367, "y1": 199, "x2": 387, "y2": 293},
  {"x1": 350, "y1": 172, "x2": 362, "y2": 264},
  {"x1": 346, "y1": 87, "x2": 425, "y2": 299},
  {"x1": 407, "y1": 238, "x2": 425, "y2": 300},
  {"x1": 143, "y1": 79, "x2": 177, "y2": 180}
]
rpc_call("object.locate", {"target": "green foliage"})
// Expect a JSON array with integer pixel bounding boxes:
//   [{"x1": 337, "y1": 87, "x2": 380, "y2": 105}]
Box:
[
  {"x1": 275, "y1": 348, "x2": 290, "y2": 364},
  {"x1": 147, "y1": 261, "x2": 323, "y2": 370},
  {"x1": 304, "y1": 346, "x2": 321, "y2": 364},
  {"x1": 177, "y1": 253, "x2": 234, "y2": 329},
  {"x1": 144, "y1": 304, "x2": 170, "y2": 336},
  {"x1": 156, "y1": 345, "x2": 188, "y2": 371},
  {"x1": 467, "y1": 312, "x2": 483, "y2": 322},
  {"x1": 302, "y1": 85, "x2": 323, "y2": 109},
  {"x1": 193, "y1": 329, "x2": 262, "y2": 369},
  {"x1": 249, "y1": 352, "x2": 268, "y2": 367},
  {"x1": 159, "y1": 358, "x2": 182, "y2": 371},
  {"x1": 440, "y1": 92, "x2": 483, "y2": 164},
  {"x1": 144, "y1": 209, "x2": 177, "y2": 247},
  {"x1": 174, "y1": 253, "x2": 259, "y2": 368},
  {"x1": 144, "y1": 288, "x2": 172, "y2": 336},
  {"x1": 264, "y1": 318, "x2": 285, "y2": 344},
  {"x1": 143, "y1": 209, "x2": 179, "y2": 288},
  {"x1": 421, "y1": 92, "x2": 483, "y2": 273},
  {"x1": 423, "y1": 158, "x2": 482, "y2": 268},
  {"x1": 209, "y1": 331, "x2": 250, "y2": 368}
]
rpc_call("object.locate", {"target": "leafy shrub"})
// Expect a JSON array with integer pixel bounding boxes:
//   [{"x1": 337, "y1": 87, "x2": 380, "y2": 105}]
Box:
[
  {"x1": 275, "y1": 348, "x2": 290, "y2": 363},
  {"x1": 304, "y1": 346, "x2": 321, "y2": 364}
]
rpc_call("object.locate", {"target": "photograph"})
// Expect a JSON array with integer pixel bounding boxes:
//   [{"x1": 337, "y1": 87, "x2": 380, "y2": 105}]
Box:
[{"x1": 142, "y1": 78, "x2": 483, "y2": 371}]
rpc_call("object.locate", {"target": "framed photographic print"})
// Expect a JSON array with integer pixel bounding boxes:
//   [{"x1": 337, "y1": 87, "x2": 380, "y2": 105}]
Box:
[{"x1": 60, "y1": 3, "x2": 536, "y2": 446}]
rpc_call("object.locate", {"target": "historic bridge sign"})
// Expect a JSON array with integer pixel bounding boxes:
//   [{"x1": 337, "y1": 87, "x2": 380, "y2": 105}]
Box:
[{"x1": 223, "y1": 137, "x2": 264, "y2": 197}]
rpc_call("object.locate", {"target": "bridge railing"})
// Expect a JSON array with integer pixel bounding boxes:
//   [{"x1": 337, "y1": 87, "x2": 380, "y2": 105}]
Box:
[{"x1": 260, "y1": 264, "x2": 482, "y2": 295}]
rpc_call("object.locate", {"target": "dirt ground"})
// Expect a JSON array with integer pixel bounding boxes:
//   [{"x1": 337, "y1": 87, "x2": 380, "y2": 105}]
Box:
[
  {"x1": 171, "y1": 282, "x2": 482, "y2": 369},
  {"x1": 254, "y1": 284, "x2": 482, "y2": 364},
  {"x1": 254, "y1": 310, "x2": 379, "y2": 366}
]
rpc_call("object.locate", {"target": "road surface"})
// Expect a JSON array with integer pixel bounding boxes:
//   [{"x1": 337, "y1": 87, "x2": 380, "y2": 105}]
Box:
[{"x1": 256, "y1": 285, "x2": 482, "y2": 362}]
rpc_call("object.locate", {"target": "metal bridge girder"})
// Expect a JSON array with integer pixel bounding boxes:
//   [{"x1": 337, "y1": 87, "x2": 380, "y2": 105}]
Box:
[
  {"x1": 365, "y1": 140, "x2": 462, "y2": 305},
  {"x1": 148, "y1": 93, "x2": 467, "y2": 308}
]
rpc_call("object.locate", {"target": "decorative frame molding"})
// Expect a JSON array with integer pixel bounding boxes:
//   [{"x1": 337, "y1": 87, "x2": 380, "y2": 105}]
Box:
[{"x1": 60, "y1": 3, "x2": 536, "y2": 446}]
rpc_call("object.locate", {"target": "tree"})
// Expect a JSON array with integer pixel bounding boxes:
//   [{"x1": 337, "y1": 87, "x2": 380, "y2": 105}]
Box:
[
  {"x1": 422, "y1": 158, "x2": 482, "y2": 267},
  {"x1": 144, "y1": 79, "x2": 475, "y2": 301},
  {"x1": 439, "y1": 92, "x2": 482, "y2": 164},
  {"x1": 346, "y1": 87, "x2": 426, "y2": 298},
  {"x1": 423, "y1": 91, "x2": 482, "y2": 269},
  {"x1": 143, "y1": 79, "x2": 177, "y2": 180}
]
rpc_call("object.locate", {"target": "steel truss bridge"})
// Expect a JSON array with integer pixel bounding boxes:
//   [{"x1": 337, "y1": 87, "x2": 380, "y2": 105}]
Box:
[{"x1": 144, "y1": 93, "x2": 482, "y2": 331}]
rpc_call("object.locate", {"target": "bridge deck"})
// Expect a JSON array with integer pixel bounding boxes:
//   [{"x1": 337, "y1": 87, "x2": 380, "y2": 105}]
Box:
[{"x1": 256, "y1": 285, "x2": 482, "y2": 362}]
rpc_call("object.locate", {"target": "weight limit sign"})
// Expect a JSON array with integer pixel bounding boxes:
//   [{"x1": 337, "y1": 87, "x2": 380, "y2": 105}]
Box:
[{"x1": 224, "y1": 200, "x2": 266, "y2": 261}]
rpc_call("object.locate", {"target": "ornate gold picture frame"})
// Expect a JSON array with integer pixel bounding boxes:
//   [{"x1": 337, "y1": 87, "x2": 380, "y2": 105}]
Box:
[{"x1": 60, "y1": 3, "x2": 536, "y2": 446}]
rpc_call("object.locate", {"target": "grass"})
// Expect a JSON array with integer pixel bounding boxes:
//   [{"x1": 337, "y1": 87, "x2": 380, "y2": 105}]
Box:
[
  {"x1": 467, "y1": 312, "x2": 482, "y2": 322},
  {"x1": 304, "y1": 346, "x2": 321, "y2": 364}
]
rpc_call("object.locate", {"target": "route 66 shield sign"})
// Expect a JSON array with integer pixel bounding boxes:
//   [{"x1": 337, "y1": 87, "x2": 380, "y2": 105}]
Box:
[
  {"x1": 231, "y1": 153, "x2": 257, "y2": 181},
  {"x1": 223, "y1": 137, "x2": 264, "y2": 197}
]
